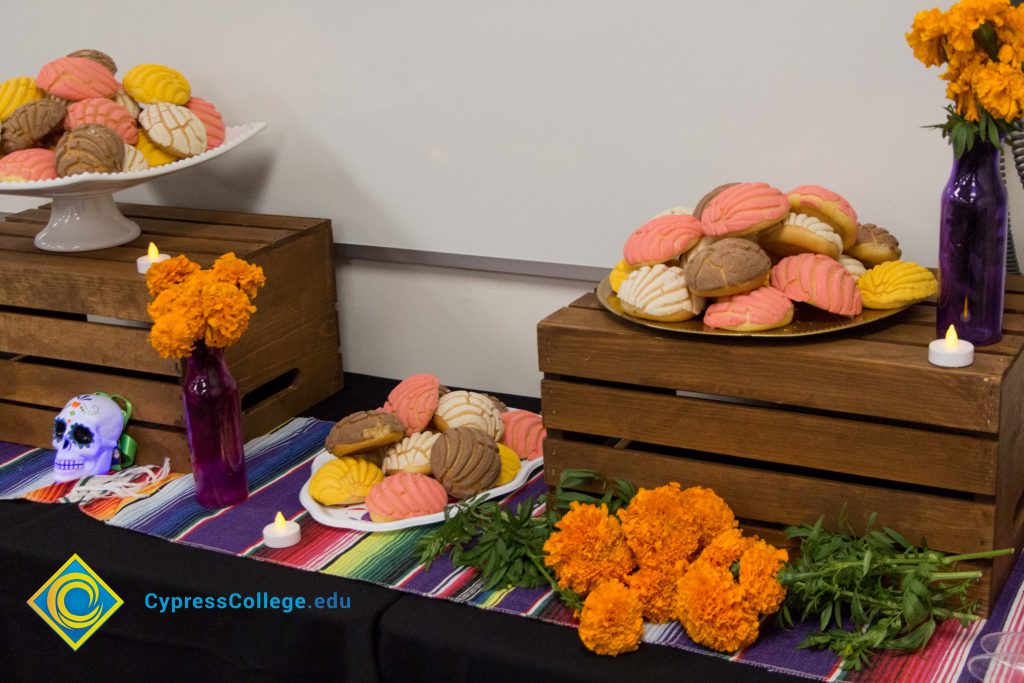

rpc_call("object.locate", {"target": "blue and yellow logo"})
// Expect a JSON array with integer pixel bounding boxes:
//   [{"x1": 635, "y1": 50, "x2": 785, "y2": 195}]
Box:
[{"x1": 27, "y1": 554, "x2": 122, "y2": 650}]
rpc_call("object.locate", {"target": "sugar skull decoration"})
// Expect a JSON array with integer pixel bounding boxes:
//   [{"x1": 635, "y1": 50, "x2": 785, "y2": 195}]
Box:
[{"x1": 52, "y1": 393, "x2": 137, "y2": 483}]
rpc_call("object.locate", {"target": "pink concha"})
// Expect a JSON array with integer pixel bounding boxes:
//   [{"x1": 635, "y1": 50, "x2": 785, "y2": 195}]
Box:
[
  {"x1": 700, "y1": 182, "x2": 790, "y2": 237},
  {"x1": 500, "y1": 410, "x2": 546, "y2": 461},
  {"x1": 186, "y1": 97, "x2": 225, "y2": 149},
  {"x1": 770, "y1": 253, "x2": 862, "y2": 316},
  {"x1": 383, "y1": 373, "x2": 440, "y2": 435},
  {"x1": 788, "y1": 185, "x2": 858, "y2": 223},
  {"x1": 0, "y1": 148, "x2": 58, "y2": 180},
  {"x1": 365, "y1": 472, "x2": 448, "y2": 521},
  {"x1": 37, "y1": 57, "x2": 118, "y2": 101},
  {"x1": 623, "y1": 214, "x2": 703, "y2": 266},
  {"x1": 703, "y1": 286, "x2": 793, "y2": 329},
  {"x1": 65, "y1": 98, "x2": 138, "y2": 144}
]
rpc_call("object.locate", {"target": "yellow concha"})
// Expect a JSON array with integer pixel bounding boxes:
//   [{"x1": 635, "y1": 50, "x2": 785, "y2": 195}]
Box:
[
  {"x1": 122, "y1": 64, "x2": 191, "y2": 105},
  {"x1": 609, "y1": 260, "x2": 636, "y2": 293},
  {"x1": 135, "y1": 129, "x2": 178, "y2": 167},
  {"x1": 309, "y1": 456, "x2": 385, "y2": 506},
  {"x1": 858, "y1": 260, "x2": 938, "y2": 309},
  {"x1": 493, "y1": 443, "x2": 522, "y2": 486},
  {"x1": 0, "y1": 77, "x2": 45, "y2": 120}
]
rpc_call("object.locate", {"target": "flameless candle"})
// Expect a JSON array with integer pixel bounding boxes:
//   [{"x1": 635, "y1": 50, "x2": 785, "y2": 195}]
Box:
[
  {"x1": 136, "y1": 242, "x2": 170, "y2": 275},
  {"x1": 928, "y1": 324, "x2": 975, "y2": 368},
  {"x1": 262, "y1": 511, "x2": 301, "y2": 548}
]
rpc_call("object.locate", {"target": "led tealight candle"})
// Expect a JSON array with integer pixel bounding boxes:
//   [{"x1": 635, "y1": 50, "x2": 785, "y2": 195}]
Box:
[
  {"x1": 928, "y1": 324, "x2": 975, "y2": 368},
  {"x1": 262, "y1": 511, "x2": 301, "y2": 548},
  {"x1": 136, "y1": 242, "x2": 170, "y2": 275}
]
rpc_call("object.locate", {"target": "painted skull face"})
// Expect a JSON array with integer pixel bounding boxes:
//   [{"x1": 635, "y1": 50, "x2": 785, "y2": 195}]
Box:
[{"x1": 52, "y1": 394, "x2": 124, "y2": 483}]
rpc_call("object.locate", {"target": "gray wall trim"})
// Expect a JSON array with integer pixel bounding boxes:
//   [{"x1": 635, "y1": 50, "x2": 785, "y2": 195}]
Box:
[
  {"x1": 335, "y1": 243, "x2": 606, "y2": 282},
  {"x1": 0, "y1": 211, "x2": 604, "y2": 282}
]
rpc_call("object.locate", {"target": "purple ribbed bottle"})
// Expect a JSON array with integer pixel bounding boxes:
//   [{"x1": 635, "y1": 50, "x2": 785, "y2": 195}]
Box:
[
  {"x1": 182, "y1": 342, "x2": 248, "y2": 507},
  {"x1": 937, "y1": 140, "x2": 1007, "y2": 346}
]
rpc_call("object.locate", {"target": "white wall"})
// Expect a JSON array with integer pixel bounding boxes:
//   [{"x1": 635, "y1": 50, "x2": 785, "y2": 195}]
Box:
[{"x1": 336, "y1": 259, "x2": 589, "y2": 397}]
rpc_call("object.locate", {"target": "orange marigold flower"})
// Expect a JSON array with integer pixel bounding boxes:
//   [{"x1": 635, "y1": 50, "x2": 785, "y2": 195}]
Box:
[
  {"x1": 700, "y1": 528, "x2": 757, "y2": 569},
  {"x1": 618, "y1": 482, "x2": 701, "y2": 569},
  {"x1": 676, "y1": 561, "x2": 760, "y2": 653},
  {"x1": 145, "y1": 254, "x2": 200, "y2": 297},
  {"x1": 578, "y1": 579, "x2": 644, "y2": 656},
  {"x1": 149, "y1": 312, "x2": 203, "y2": 359},
  {"x1": 907, "y1": 8, "x2": 949, "y2": 67},
  {"x1": 739, "y1": 540, "x2": 789, "y2": 616},
  {"x1": 625, "y1": 566, "x2": 679, "y2": 624},
  {"x1": 679, "y1": 485, "x2": 737, "y2": 548},
  {"x1": 201, "y1": 281, "x2": 256, "y2": 348},
  {"x1": 213, "y1": 252, "x2": 266, "y2": 299},
  {"x1": 543, "y1": 502, "x2": 635, "y2": 596},
  {"x1": 973, "y1": 62, "x2": 1024, "y2": 121}
]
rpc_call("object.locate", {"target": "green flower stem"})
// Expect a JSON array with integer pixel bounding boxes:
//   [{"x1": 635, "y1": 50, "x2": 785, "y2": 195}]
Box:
[{"x1": 941, "y1": 548, "x2": 1015, "y2": 564}]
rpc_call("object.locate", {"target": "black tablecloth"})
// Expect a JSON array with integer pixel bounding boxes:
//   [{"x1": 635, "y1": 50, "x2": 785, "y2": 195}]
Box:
[{"x1": 0, "y1": 374, "x2": 803, "y2": 682}]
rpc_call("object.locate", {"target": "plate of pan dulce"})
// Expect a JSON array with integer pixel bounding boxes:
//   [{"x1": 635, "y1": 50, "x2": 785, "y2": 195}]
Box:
[
  {"x1": 599, "y1": 182, "x2": 939, "y2": 338},
  {"x1": 299, "y1": 373, "x2": 546, "y2": 532}
]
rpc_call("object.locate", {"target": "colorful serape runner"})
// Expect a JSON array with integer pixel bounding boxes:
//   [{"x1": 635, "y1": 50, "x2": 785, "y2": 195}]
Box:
[{"x1": 0, "y1": 417, "x2": 1016, "y2": 682}]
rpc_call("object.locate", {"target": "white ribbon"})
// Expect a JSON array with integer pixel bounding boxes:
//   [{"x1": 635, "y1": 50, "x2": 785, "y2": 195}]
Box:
[{"x1": 60, "y1": 459, "x2": 171, "y2": 504}]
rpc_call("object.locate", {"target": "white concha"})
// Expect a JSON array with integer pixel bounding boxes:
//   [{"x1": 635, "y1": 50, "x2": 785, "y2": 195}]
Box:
[
  {"x1": 434, "y1": 390, "x2": 504, "y2": 440},
  {"x1": 838, "y1": 254, "x2": 867, "y2": 281},
  {"x1": 617, "y1": 263, "x2": 705, "y2": 321},
  {"x1": 122, "y1": 143, "x2": 148, "y2": 172},
  {"x1": 383, "y1": 431, "x2": 439, "y2": 475},
  {"x1": 655, "y1": 206, "x2": 694, "y2": 217},
  {"x1": 110, "y1": 89, "x2": 141, "y2": 118},
  {"x1": 139, "y1": 103, "x2": 206, "y2": 158},
  {"x1": 786, "y1": 212, "x2": 843, "y2": 251}
]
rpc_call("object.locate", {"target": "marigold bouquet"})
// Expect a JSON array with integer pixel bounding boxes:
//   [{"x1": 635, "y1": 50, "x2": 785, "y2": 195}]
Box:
[
  {"x1": 145, "y1": 252, "x2": 266, "y2": 358},
  {"x1": 907, "y1": 0, "x2": 1024, "y2": 156},
  {"x1": 543, "y1": 483, "x2": 788, "y2": 656}
]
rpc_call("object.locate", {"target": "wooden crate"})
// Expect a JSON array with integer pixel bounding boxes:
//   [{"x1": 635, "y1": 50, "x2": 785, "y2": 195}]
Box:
[
  {"x1": 538, "y1": 278, "x2": 1024, "y2": 614},
  {"x1": 0, "y1": 203, "x2": 343, "y2": 472}
]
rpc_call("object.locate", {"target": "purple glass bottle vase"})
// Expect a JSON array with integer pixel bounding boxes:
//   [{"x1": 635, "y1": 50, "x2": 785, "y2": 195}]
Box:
[
  {"x1": 182, "y1": 342, "x2": 248, "y2": 507},
  {"x1": 937, "y1": 140, "x2": 1008, "y2": 346}
]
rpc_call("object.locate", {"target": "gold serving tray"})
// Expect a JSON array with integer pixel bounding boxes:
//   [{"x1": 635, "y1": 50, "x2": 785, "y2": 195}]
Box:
[{"x1": 595, "y1": 277, "x2": 910, "y2": 338}]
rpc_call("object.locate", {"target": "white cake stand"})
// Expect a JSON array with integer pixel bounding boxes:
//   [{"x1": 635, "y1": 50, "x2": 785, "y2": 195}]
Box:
[{"x1": 0, "y1": 122, "x2": 266, "y2": 252}]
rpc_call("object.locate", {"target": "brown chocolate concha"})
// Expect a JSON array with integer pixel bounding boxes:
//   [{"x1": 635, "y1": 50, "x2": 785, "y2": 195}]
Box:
[
  {"x1": 683, "y1": 237, "x2": 771, "y2": 298},
  {"x1": 325, "y1": 409, "x2": 406, "y2": 457},
  {"x1": 67, "y1": 49, "x2": 118, "y2": 75},
  {"x1": 846, "y1": 223, "x2": 902, "y2": 267},
  {"x1": 55, "y1": 124, "x2": 124, "y2": 176},
  {"x1": 1, "y1": 99, "x2": 67, "y2": 155},
  {"x1": 430, "y1": 426, "x2": 500, "y2": 499}
]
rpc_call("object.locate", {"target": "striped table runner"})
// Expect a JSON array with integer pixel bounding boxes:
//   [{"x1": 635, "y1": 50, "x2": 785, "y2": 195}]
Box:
[{"x1": 0, "y1": 417, "x2": 1017, "y2": 682}]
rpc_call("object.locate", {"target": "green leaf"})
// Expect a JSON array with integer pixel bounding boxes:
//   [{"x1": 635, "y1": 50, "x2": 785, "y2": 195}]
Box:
[
  {"x1": 820, "y1": 602, "x2": 833, "y2": 631},
  {"x1": 953, "y1": 123, "x2": 967, "y2": 159},
  {"x1": 884, "y1": 527, "x2": 912, "y2": 550}
]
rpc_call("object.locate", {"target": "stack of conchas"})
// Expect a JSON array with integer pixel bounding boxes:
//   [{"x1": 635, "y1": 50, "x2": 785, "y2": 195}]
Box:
[
  {"x1": 0, "y1": 48, "x2": 227, "y2": 181},
  {"x1": 610, "y1": 182, "x2": 937, "y2": 332},
  {"x1": 308, "y1": 372, "x2": 546, "y2": 523}
]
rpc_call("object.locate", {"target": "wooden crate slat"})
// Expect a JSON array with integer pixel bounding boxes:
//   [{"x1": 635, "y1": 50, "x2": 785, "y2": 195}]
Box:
[
  {"x1": 11, "y1": 209, "x2": 289, "y2": 246},
  {"x1": 845, "y1": 319, "x2": 1023, "y2": 356},
  {"x1": 0, "y1": 359, "x2": 183, "y2": 427},
  {"x1": 0, "y1": 401, "x2": 190, "y2": 472},
  {"x1": 113, "y1": 203, "x2": 322, "y2": 231},
  {"x1": 542, "y1": 379, "x2": 998, "y2": 495},
  {"x1": 0, "y1": 250, "x2": 151, "y2": 319},
  {"x1": 544, "y1": 438, "x2": 995, "y2": 554},
  {"x1": 901, "y1": 304, "x2": 1024, "y2": 336},
  {"x1": 0, "y1": 234, "x2": 216, "y2": 267},
  {"x1": 0, "y1": 311, "x2": 176, "y2": 376},
  {"x1": 0, "y1": 219, "x2": 260, "y2": 259},
  {"x1": 539, "y1": 305, "x2": 1006, "y2": 433}
]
